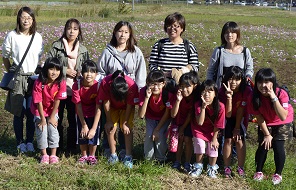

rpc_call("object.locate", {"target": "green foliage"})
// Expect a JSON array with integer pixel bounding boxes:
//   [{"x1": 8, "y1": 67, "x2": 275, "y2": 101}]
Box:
[
  {"x1": 98, "y1": 5, "x2": 112, "y2": 18},
  {"x1": 118, "y1": 2, "x2": 132, "y2": 14}
]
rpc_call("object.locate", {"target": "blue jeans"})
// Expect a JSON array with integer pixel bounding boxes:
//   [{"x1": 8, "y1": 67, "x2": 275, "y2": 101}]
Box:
[{"x1": 13, "y1": 95, "x2": 35, "y2": 145}]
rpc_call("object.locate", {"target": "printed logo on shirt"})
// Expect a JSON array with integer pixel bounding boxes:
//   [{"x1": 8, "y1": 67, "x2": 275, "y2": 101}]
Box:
[
  {"x1": 134, "y1": 98, "x2": 139, "y2": 103},
  {"x1": 241, "y1": 101, "x2": 246, "y2": 106},
  {"x1": 62, "y1": 92, "x2": 67, "y2": 98},
  {"x1": 283, "y1": 103, "x2": 288, "y2": 108},
  {"x1": 90, "y1": 94, "x2": 97, "y2": 99},
  {"x1": 165, "y1": 102, "x2": 171, "y2": 107},
  {"x1": 99, "y1": 100, "x2": 102, "y2": 103}
]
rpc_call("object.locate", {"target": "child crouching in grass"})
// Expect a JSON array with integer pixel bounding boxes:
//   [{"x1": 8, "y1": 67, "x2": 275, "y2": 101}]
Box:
[
  {"x1": 97, "y1": 70, "x2": 139, "y2": 168},
  {"x1": 190, "y1": 80, "x2": 225, "y2": 178},
  {"x1": 72, "y1": 60, "x2": 102, "y2": 165},
  {"x1": 31, "y1": 57, "x2": 66, "y2": 164}
]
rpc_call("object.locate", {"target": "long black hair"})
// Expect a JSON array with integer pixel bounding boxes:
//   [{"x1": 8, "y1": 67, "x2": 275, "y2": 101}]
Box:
[
  {"x1": 252, "y1": 68, "x2": 277, "y2": 110},
  {"x1": 110, "y1": 21, "x2": 137, "y2": 52},
  {"x1": 222, "y1": 66, "x2": 246, "y2": 93},
  {"x1": 179, "y1": 71, "x2": 200, "y2": 98},
  {"x1": 196, "y1": 80, "x2": 220, "y2": 120},
  {"x1": 59, "y1": 18, "x2": 83, "y2": 51},
  {"x1": 39, "y1": 57, "x2": 64, "y2": 84},
  {"x1": 111, "y1": 70, "x2": 129, "y2": 102}
]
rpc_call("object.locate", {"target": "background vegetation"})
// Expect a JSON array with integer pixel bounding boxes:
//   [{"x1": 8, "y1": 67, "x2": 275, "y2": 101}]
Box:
[{"x1": 0, "y1": 2, "x2": 295, "y2": 189}]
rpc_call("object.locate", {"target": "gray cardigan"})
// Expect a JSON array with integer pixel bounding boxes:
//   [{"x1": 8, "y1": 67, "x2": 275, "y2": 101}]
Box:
[
  {"x1": 206, "y1": 46, "x2": 253, "y2": 89},
  {"x1": 97, "y1": 44, "x2": 147, "y2": 89}
]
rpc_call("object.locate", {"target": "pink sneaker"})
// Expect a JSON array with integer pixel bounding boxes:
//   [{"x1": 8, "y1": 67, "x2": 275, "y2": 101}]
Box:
[
  {"x1": 78, "y1": 156, "x2": 88, "y2": 164},
  {"x1": 272, "y1": 174, "x2": 282, "y2": 185},
  {"x1": 237, "y1": 166, "x2": 245, "y2": 177},
  {"x1": 87, "y1": 156, "x2": 97, "y2": 165},
  {"x1": 49, "y1": 155, "x2": 59, "y2": 164},
  {"x1": 253, "y1": 172, "x2": 264, "y2": 181},
  {"x1": 224, "y1": 167, "x2": 232, "y2": 178},
  {"x1": 40, "y1": 155, "x2": 49, "y2": 164}
]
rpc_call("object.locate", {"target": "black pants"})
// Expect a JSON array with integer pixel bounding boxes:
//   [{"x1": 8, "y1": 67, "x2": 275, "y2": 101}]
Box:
[
  {"x1": 255, "y1": 127, "x2": 286, "y2": 175},
  {"x1": 58, "y1": 96, "x2": 77, "y2": 152}
]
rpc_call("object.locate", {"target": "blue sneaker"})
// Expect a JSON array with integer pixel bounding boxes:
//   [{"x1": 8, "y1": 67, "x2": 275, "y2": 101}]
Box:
[
  {"x1": 103, "y1": 148, "x2": 111, "y2": 158},
  {"x1": 108, "y1": 154, "x2": 119, "y2": 165},
  {"x1": 123, "y1": 156, "x2": 133, "y2": 169},
  {"x1": 189, "y1": 163, "x2": 203, "y2": 177},
  {"x1": 118, "y1": 149, "x2": 126, "y2": 161},
  {"x1": 172, "y1": 161, "x2": 181, "y2": 170},
  {"x1": 207, "y1": 164, "x2": 219, "y2": 178},
  {"x1": 183, "y1": 162, "x2": 191, "y2": 174}
]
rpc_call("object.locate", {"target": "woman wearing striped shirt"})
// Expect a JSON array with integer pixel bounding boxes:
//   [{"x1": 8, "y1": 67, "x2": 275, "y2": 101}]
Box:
[{"x1": 149, "y1": 12, "x2": 199, "y2": 76}]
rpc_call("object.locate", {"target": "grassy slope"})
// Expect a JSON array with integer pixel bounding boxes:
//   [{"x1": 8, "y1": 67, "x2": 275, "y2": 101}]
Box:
[{"x1": 0, "y1": 3, "x2": 296, "y2": 189}]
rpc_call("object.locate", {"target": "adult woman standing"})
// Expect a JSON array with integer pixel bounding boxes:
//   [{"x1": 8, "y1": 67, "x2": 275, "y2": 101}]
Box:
[
  {"x1": 2, "y1": 6, "x2": 43, "y2": 153},
  {"x1": 48, "y1": 18, "x2": 89, "y2": 154},
  {"x1": 98, "y1": 21, "x2": 146, "y2": 159},
  {"x1": 206, "y1": 21, "x2": 253, "y2": 89},
  {"x1": 149, "y1": 12, "x2": 199, "y2": 79}
]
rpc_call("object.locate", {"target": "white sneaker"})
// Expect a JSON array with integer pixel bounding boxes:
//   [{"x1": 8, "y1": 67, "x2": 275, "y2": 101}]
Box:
[
  {"x1": 17, "y1": 143, "x2": 27, "y2": 153},
  {"x1": 26, "y1": 142, "x2": 35, "y2": 152}
]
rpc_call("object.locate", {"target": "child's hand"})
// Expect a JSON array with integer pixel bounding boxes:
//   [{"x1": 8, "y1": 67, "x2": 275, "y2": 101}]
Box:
[
  {"x1": 261, "y1": 134, "x2": 273, "y2": 150},
  {"x1": 87, "y1": 128, "x2": 96, "y2": 139},
  {"x1": 152, "y1": 129, "x2": 159, "y2": 141},
  {"x1": 176, "y1": 89, "x2": 183, "y2": 101},
  {"x1": 122, "y1": 123, "x2": 130, "y2": 135},
  {"x1": 80, "y1": 124, "x2": 89, "y2": 139},
  {"x1": 223, "y1": 81, "x2": 233, "y2": 99},
  {"x1": 105, "y1": 122, "x2": 115, "y2": 134},
  {"x1": 38, "y1": 118, "x2": 47, "y2": 132},
  {"x1": 210, "y1": 138, "x2": 219, "y2": 151},
  {"x1": 232, "y1": 128, "x2": 242, "y2": 142},
  {"x1": 266, "y1": 83, "x2": 276, "y2": 99},
  {"x1": 66, "y1": 68, "x2": 77, "y2": 78},
  {"x1": 48, "y1": 116, "x2": 58, "y2": 128},
  {"x1": 146, "y1": 87, "x2": 152, "y2": 98},
  {"x1": 201, "y1": 96, "x2": 209, "y2": 109}
]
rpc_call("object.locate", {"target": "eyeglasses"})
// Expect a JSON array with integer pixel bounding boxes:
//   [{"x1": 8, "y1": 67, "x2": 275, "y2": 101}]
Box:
[
  {"x1": 149, "y1": 82, "x2": 164, "y2": 88},
  {"x1": 20, "y1": 16, "x2": 33, "y2": 21},
  {"x1": 167, "y1": 25, "x2": 180, "y2": 30}
]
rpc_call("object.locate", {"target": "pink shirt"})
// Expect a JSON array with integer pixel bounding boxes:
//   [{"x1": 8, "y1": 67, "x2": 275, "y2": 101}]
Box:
[
  {"x1": 72, "y1": 80, "x2": 99, "y2": 118},
  {"x1": 173, "y1": 97, "x2": 193, "y2": 126},
  {"x1": 248, "y1": 87, "x2": 294, "y2": 126},
  {"x1": 139, "y1": 86, "x2": 175, "y2": 120},
  {"x1": 31, "y1": 79, "x2": 67, "y2": 117},
  {"x1": 96, "y1": 74, "x2": 139, "y2": 109},
  {"x1": 219, "y1": 85, "x2": 252, "y2": 127},
  {"x1": 191, "y1": 101, "x2": 225, "y2": 142}
]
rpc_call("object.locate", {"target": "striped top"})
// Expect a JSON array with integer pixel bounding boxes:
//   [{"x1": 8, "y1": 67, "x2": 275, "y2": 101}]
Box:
[{"x1": 148, "y1": 38, "x2": 199, "y2": 72}]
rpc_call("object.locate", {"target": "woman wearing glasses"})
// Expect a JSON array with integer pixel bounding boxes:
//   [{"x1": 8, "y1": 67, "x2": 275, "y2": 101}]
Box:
[
  {"x1": 149, "y1": 12, "x2": 199, "y2": 82},
  {"x1": 2, "y1": 6, "x2": 43, "y2": 154}
]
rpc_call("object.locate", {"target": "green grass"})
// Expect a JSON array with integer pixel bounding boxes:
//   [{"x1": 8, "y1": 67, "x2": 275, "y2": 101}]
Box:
[{"x1": 0, "y1": 3, "x2": 296, "y2": 189}]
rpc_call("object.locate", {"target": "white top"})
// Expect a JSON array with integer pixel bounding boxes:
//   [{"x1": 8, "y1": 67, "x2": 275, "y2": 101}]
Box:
[{"x1": 2, "y1": 30, "x2": 43, "y2": 73}]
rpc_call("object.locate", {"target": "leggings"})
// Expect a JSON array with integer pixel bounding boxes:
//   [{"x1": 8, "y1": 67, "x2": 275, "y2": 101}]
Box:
[{"x1": 255, "y1": 140, "x2": 285, "y2": 175}]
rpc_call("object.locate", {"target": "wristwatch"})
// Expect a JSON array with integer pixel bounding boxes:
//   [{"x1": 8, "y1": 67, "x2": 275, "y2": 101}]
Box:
[{"x1": 271, "y1": 97, "x2": 278, "y2": 102}]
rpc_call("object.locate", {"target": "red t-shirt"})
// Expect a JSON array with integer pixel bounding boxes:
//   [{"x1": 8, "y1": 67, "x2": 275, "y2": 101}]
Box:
[
  {"x1": 248, "y1": 87, "x2": 294, "y2": 126},
  {"x1": 96, "y1": 74, "x2": 139, "y2": 109},
  {"x1": 72, "y1": 80, "x2": 99, "y2": 118},
  {"x1": 173, "y1": 97, "x2": 193, "y2": 126},
  {"x1": 191, "y1": 101, "x2": 225, "y2": 142},
  {"x1": 139, "y1": 86, "x2": 175, "y2": 120},
  {"x1": 31, "y1": 79, "x2": 67, "y2": 116},
  {"x1": 219, "y1": 85, "x2": 253, "y2": 127}
]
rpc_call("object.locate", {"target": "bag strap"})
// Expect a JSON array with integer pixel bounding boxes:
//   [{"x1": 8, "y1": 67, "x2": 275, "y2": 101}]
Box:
[
  {"x1": 106, "y1": 46, "x2": 129, "y2": 75},
  {"x1": 14, "y1": 33, "x2": 35, "y2": 74}
]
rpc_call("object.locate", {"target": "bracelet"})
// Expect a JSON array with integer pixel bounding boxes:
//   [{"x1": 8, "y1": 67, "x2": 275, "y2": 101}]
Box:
[{"x1": 271, "y1": 97, "x2": 278, "y2": 102}]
